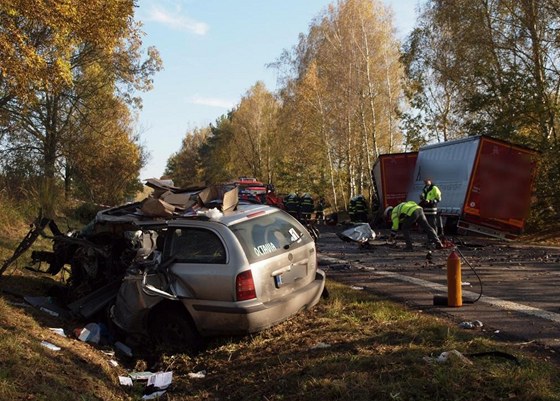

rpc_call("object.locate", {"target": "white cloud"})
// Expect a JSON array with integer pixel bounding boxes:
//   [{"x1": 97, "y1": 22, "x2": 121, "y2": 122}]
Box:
[
  {"x1": 146, "y1": 5, "x2": 209, "y2": 35},
  {"x1": 188, "y1": 95, "x2": 236, "y2": 109}
]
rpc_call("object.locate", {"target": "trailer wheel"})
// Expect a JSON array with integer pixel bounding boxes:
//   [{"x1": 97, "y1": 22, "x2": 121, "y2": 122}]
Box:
[{"x1": 444, "y1": 217, "x2": 459, "y2": 235}]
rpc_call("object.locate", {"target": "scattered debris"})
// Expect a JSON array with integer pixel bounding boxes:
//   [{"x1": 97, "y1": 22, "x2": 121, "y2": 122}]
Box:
[
  {"x1": 423, "y1": 349, "x2": 473, "y2": 365},
  {"x1": 40, "y1": 341, "x2": 61, "y2": 351},
  {"x1": 187, "y1": 370, "x2": 207, "y2": 379},
  {"x1": 142, "y1": 390, "x2": 167, "y2": 400},
  {"x1": 48, "y1": 328, "x2": 67, "y2": 337},
  {"x1": 147, "y1": 371, "x2": 173, "y2": 388},
  {"x1": 129, "y1": 372, "x2": 154, "y2": 381},
  {"x1": 142, "y1": 371, "x2": 173, "y2": 399},
  {"x1": 24, "y1": 296, "x2": 70, "y2": 319},
  {"x1": 109, "y1": 359, "x2": 119, "y2": 367},
  {"x1": 114, "y1": 341, "x2": 133, "y2": 357},
  {"x1": 350, "y1": 285, "x2": 364, "y2": 290},
  {"x1": 459, "y1": 320, "x2": 483, "y2": 329},
  {"x1": 337, "y1": 223, "x2": 376, "y2": 245},
  {"x1": 310, "y1": 342, "x2": 331, "y2": 350},
  {"x1": 197, "y1": 207, "x2": 223, "y2": 221},
  {"x1": 118, "y1": 376, "x2": 133, "y2": 386},
  {"x1": 77, "y1": 323, "x2": 101, "y2": 343}
]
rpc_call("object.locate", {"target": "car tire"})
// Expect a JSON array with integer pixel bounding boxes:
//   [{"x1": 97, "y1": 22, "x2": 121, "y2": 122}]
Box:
[{"x1": 148, "y1": 303, "x2": 202, "y2": 353}]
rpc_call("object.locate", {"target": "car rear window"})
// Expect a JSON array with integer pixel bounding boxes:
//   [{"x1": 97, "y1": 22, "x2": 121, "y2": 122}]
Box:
[{"x1": 230, "y1": 211, "x2": 310, "y2": 263}]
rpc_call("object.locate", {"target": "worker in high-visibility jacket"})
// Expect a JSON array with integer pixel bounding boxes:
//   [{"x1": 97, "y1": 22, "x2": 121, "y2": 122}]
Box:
[
  {"x1": 385, "y1": 201, "x2": 443, "y2": 251},
  {"x1": 420, "y1": 178, "x2": 444, "y2": 236}
]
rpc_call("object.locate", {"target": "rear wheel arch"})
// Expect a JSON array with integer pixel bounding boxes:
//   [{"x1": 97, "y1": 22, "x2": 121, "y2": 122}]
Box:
[{"x1": 147, "y1": 300, "x2": 202, "y2": 352}]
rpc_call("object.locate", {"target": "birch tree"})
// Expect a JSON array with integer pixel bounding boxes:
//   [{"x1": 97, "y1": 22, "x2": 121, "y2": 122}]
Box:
[
  {"x1": 229, "y1": 82, "x2": 280, "y2": 183},
  {"x1": 274, "y1": 0, "x2": 404, "y2": 210}
]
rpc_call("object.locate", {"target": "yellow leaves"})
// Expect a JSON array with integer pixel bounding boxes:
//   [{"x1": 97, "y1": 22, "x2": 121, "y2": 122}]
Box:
[{"x1": 0, "y1": 0, "x2": 137, "y2": 99}]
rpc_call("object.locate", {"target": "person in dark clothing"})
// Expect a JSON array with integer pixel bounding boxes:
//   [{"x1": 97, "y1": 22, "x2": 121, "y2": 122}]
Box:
[
  {"x1": 353, "y1": 194, "x2": 368, "y2": 223},
  {"x1": 299, "y1": 193, "x2": 314, "y2": 221},
  {"x1": 420, "y1": 178, "x2": 444, "y2": 236},
  {"x1": 284, "y1": 193, "x2": 300, "y2": 219},
  {"x1": 315, "y1": 198, "x2": 325, "y2": 224},
  {"x1": 348, "y1": 197, "x2": 357, "y2": 222}
]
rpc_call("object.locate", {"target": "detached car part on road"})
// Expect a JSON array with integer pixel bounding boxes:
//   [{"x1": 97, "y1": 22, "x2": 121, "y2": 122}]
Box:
[{"x1": 2, "y1": 182, "x2": 326, "y2": 350}]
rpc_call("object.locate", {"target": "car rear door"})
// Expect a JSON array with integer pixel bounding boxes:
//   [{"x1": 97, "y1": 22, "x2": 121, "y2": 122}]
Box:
[{"x1": 229, "y1": 211, "x2": 317, "y2": 303}]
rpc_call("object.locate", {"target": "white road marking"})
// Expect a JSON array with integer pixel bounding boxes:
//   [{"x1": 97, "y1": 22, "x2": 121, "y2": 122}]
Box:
[{"x1": 321, "y1": 255, "x2": 560, "y2": 325}]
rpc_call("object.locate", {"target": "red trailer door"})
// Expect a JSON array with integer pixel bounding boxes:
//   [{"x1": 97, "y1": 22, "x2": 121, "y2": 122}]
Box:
[
  {"x1": 462, "y1": 137, "x2": 538, "y2": 236},
  {"x1": 379, "y1": 152, "x2": 418, "y2": 209}
]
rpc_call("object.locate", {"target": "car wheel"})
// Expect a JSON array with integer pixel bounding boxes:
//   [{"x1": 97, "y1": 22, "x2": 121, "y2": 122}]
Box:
[{"x1": 149, "y1": 304, "x2": 201, "y2": 352}]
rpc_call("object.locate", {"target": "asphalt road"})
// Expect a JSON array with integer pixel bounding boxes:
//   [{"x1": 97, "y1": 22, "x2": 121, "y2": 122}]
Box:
[{"x1": 316, "y1": 224, "x2": 560, "y2": 357}]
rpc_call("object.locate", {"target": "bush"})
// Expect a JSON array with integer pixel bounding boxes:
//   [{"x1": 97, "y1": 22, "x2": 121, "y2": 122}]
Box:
[
  {"x1": 0, "y1": 191, "x2": 37, "y2": 239},
  {"x1": 71, "y1": 202, "x2": 104, "y2": 224}
]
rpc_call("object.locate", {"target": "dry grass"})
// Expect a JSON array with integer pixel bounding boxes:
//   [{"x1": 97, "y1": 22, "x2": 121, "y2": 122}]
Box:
[
  {"x1": 2, "y1": 201, "x2": 560, "y2": 401},
  {"x1": 141, "y1": 281, "x2": 560, "y2": 401},
  {"x1": 1, "y1": 274, "x2": 560, "y2": 400},
  {"x1": 0, "y1": 292, "x2": 134, "y2": 401}
]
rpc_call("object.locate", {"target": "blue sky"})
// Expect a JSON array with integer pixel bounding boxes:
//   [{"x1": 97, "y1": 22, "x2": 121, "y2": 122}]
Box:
[{"x1": 135, "y1": 0, "x2": 421, "y2": 180}]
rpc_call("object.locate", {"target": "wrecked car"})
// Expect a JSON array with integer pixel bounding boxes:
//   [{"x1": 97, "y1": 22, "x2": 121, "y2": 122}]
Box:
[{"x1": 2, "y1": 180, "x2": 326, "y2": 350}]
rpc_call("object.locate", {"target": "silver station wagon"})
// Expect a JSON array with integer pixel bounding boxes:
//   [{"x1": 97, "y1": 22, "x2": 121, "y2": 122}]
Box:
[
  {"x1": 109, "y1": 203, "x2": 326, "y2": 348},
  {"x1": 10, "y1": 182, "x2": 326, "y2": 351}
]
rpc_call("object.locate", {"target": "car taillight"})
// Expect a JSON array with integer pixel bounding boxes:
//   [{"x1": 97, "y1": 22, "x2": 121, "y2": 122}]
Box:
[{"x1": 236, "y1": 270, "x2": 256, "y2": 301}]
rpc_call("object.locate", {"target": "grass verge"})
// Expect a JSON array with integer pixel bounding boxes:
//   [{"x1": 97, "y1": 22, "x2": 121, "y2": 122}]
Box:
[
  {"x1": 152, "y1": 281, "x2": 560, "y2": 401},
  {"x1": 1, "y1": 275, "x2": 560, "y2": 400},
  {"x1": 1, "y1": 200, "x2": 560, "y2": 400}
]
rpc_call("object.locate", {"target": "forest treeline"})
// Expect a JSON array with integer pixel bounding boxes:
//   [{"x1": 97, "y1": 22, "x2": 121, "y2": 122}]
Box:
[{"x1": 1, "y1": 0, "x2": 559, "y2": 228}]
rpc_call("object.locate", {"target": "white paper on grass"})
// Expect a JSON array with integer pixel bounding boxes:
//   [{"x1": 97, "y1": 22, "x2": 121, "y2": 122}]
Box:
[
  {"x1": 147, "y1": 371, "x2": 173, "y2": 389},
  {"x1": 40, "y1": 341, "x2": 61, "y2": 351},
  {"x1": 119, "y1": 376, "x2": 133, "y2": 386},
  {"x1": 48, "y1": 328, "x2": 67, "y2": 337},
  {"x1": 129, "y1": 371, "x2": 153, "y2": 380}
]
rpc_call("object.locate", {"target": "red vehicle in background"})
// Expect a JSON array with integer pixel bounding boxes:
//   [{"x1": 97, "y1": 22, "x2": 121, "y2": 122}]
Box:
[{"x1": 229, "y1": 177, "x2": 284, "y2": 209}]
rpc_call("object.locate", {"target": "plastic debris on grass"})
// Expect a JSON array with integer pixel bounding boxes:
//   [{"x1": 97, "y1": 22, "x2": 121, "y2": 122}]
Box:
[
  {"x1": 188, "y1": 370, "x2": 207, "y2": 379},
  {"x1": 423, "y1": 350, "x2": 473, "y2": 365}
]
